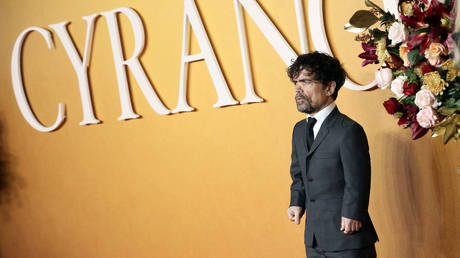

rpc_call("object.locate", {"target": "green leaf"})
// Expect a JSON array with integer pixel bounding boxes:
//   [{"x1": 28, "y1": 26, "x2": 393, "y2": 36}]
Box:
[
  {"x1": 408, "y1": 48, "x2": 424, "y2": 66},
  {"x1": 444, "y1": 98, "x2": 456, "y2": 107},
  {"x1": 455, "y1": 128, "x2": 460, "y2": 141},
  {"x1": 344, "y1": 23, "x2": 366, "y2": 33},
  {"x1": 404, "y1": 69, "x2": 418, "y2": 83},
  {"x1": 455, "y1": 99, "x2": 460, "y2": 110},
  {"x1": 349, "y1": 10, "x2": 379, "y2": 28},
  {"x1": 378, "y1": 12, "x2": 396, "y2": 26},
  {"x1": 387, "y1": 45, "x2": 400, "y2": 57},
  {"x1": 448, "y1": 86, "x2": 460, "y2": 95},
  {"x1": 414, "y1": 28, "x2": 430, "y2": 34},
  {"x1": 443, "y1": 115, "x2": 459, "y2": 144},
  {"x1": 401, "y1": 95, "x2": 416, "y2": 105},
  {"x1": 437, "y1": 107, "x2": 457, "y2": 116},
  {"x1": 365, "y1": 0, "x2": 385, "y2": 14},
  {"x1": 431, "y1": 125, "x2": 446, "y2": 138},
  {"x1": 369, "y1": 28, "x2": 386, "y2": 40}
]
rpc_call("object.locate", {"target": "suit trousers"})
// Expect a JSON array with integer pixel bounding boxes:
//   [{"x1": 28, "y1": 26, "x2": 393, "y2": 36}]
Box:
[{"x1": 305, "y1": 237, "x2": 376, "y2": 258}]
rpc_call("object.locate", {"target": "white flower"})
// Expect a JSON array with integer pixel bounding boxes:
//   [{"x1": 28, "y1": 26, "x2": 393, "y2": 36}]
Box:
[
  {"x1": 375, "y1": 68, "x2": 393, "y2": 90},
  {"x1": 414, "y1": 88, "x2": 436, "y2": 108},
  {"x1": 416, "y1": 107, "x2": 438, "y2": 128},
  {"x1": 390, "y1": 75, "x2": 407, "y2": 98},
  {"x1": 388, "y1": 22, "x2": 409, "y2": 45}
]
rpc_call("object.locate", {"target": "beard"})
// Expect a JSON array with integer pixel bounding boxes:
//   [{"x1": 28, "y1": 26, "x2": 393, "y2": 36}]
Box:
[{"x1": 295, "y1": 93, "x2": 317, "y2": 114}]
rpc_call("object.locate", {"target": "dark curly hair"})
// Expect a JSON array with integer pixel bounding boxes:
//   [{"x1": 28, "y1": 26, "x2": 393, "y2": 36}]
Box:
[{"x1": 287, "y1": 51, "x2": 346, "y2": 100}]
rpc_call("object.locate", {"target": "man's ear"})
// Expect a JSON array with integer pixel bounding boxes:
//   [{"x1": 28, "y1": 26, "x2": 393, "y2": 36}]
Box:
[{"x1": 326, "y1": 81, "x2": 336, "y2": 96}]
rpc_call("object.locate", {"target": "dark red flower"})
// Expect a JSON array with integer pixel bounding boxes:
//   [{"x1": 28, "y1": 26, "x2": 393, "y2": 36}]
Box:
[
  {"x1": 400, "y1": 13, "x2": 426, "y2": 29},
  {"x1": 400, "y1": 0, "x2": 452, "y2": 54},
  {"x1": 411, "y1": 121, "x2": 429, "y2": 140},
  {"x1": 398, "y1": 114, "x2": 410, "y2": 128},
  {"x1": 406, "y1": 32, "x2": 431, "y2": 54},
  {"x1": 405, "y1": 104, "x2": 419, "y2": 116},
  {"x1": 403, "y1": 82, "x2": 419, "y2": 95},
  {"x1": 421, "y1": 63, "x2": 434, "y2": 75},
  {"x1": 358, "y1": 42, "x2": 378, "y2": 67},
  {"x1": 383, "y1": 98, "x2": 404, "y2": 115},
  {"x1": 387, "y1": 55, "x2": 404, "y2": 69}
]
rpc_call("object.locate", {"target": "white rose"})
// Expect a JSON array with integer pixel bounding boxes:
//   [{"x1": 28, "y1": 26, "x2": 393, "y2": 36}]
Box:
[
  {"x1": 416, "y1": 107, "x2": 438, "y2": 128},
  {"x1": 390, "y1": 75, "x2": 407, "y2": 98},
  {"x1": 375, "y1": 68, "x2": 393, "y2": 90},
  {"x1": 388, "y1": 22, "x2": 409, "y2": 45},
  {"x1": 414, "y1": 88, "x2": 436, "y2": 108}
]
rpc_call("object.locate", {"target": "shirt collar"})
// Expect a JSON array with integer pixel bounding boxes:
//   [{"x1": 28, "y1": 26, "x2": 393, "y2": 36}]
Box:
[{"x1": 307, "y1": 101, "x2": 336, "y2": 124}]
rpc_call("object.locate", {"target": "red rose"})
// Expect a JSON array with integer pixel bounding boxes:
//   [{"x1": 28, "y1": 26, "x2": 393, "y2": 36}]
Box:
[
  {"x1": 398, "y1": 115, "x2": 410, "y2": 128},
  {"x1": 421, "y1": 63, "x2": 434, "y2": 75},
  {"x1": 383, "y1": 98, "x2": 404, "y2": 115},
  {"x1": 405, "y1": 104, "x2": 419, "y2": 115},
  {"x1": 403, "y1": 82, "x2": 419, "y2": 96},
  {"x1": 411, "y1": 121, "x2": 428, "y2": 140}
]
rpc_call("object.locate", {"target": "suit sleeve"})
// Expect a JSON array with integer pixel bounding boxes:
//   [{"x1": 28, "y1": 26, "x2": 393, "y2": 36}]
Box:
[
  {"x1": 289, "y1": 126, "x2": 306, "y2": 208},
  {"x1": 339, "y1": 123, "x2": 371, "y2": 221}
]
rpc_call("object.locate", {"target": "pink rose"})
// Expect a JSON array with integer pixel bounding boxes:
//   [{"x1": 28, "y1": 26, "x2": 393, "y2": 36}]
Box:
[
  {"x1": 375, "y1": 68, "x2": 393, "y2": 90},
  {"x1": 388, "y1": 22, "x2": 409, "y2": 45},
  {"x1": 424, "y1": 43, "x2": 447, "y2": 67},
  {"x1": 445, "y1": 34, "x2": 455, "y2": 54},
  {"x1": 390, "y1": 75, "x2": 407, "y2": 98},
  {"x1": 416, "y1": 107, "x2": 438, "y2": 128},
  {"x1": 414, "y1": 88, "x2": 436, "y2": 108}
]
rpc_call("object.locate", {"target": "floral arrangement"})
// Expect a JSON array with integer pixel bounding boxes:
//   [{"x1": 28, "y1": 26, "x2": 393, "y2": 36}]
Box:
[{"x1": 345, "y1": 0, "x2": 460, "y2": 143}]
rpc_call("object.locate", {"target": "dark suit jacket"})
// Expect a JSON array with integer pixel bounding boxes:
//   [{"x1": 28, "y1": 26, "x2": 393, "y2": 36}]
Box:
[{"x1": 289, "y1": 106, "x2": 378, "y2": 251}]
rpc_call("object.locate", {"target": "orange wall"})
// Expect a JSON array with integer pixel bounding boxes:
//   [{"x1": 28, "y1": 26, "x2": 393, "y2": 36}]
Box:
[{"x1": 0, "y1": 0, "x2": 458, "y2": 257}]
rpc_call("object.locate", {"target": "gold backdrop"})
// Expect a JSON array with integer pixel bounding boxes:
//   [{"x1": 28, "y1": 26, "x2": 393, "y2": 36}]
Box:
[{"x1": 0, "y1": 0, "x2": 458, "y2": 257}]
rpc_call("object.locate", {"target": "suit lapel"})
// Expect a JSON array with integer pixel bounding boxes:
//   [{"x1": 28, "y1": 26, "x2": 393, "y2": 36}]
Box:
[
  {"x1": 306, "y1": 106, "x2": 340, "y2": 157},
  {"x1": 301, "y1": 121, "x2": 307, "y2": 150},
  {"x1": 307, "y1": 125, "x2": 329, "y2": 157}
]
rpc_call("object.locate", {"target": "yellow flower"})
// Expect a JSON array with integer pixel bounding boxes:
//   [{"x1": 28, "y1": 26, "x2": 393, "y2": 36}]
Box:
[
  {"x1": 376, "y1": 38, "x2": 391, "y2": 65},
  {"x1": 440, "y1": 59, "x2": 460, "y2": 81},
  {"x1": 446, "y1": 70, "x2": 459, "y2": 81},
  {"x1": 422, "y1": 71, "x2": 448, "y2": 95},
  {"x1": 440, "y1": 59, "x2": 454, "y2": 70},
  {"x1": 400, "y1": 2, "x2": 414, "y2": 16}
]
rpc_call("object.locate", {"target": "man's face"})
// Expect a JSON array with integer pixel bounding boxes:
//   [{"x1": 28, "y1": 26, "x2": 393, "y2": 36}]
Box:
[{"x1": 292, "y1": 69, "x2": 333, "y2": 114}]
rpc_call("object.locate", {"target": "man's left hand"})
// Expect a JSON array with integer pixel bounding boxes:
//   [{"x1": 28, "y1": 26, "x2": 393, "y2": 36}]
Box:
[{"x1": 340, "y1": 216, "x2": 362, "y2": 234}]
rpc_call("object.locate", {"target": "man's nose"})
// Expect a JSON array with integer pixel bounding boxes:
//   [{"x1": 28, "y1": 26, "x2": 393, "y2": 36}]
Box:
[{"x1": 295, "y1": 84, "x2": 301, "y2": 93}]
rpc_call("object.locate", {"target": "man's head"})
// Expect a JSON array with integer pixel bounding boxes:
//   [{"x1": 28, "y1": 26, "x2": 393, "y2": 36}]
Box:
[{"x1": 287, "y1": 51, "x2": 346, "y2": 115}]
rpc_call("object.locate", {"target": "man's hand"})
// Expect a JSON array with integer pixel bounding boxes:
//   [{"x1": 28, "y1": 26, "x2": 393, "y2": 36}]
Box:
[
  {"x1": 287, "y1": 206, "x2": 304, "y2": 225},
  {"x1": 340, "y1": 216, "x2": 362, "y2": 234}
]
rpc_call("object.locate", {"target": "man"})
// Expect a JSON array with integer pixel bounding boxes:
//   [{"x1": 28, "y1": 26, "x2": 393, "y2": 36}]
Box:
[{"x1": 286, "y1": 52, "x2": 378, "y2": 258}]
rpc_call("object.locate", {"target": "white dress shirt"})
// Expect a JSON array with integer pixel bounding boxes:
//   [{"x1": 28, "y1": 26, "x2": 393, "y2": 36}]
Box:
[{"x1": 307, "y1": 102, "x2": 336, "y2": 139}]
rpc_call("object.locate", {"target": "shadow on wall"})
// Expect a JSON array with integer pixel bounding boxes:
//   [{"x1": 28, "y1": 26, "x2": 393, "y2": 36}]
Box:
[
  {"x1": 0, "y1": 117, "x2": 25, "y2": 221},
  {"x1": 379, "y1": 132, "x2": 450, "y2": 258}
]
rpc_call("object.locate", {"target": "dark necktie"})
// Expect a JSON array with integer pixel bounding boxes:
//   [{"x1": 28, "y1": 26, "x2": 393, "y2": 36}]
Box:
[{"x1": 306, "y1": 117, "x2": 317, "y2": 151}]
